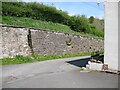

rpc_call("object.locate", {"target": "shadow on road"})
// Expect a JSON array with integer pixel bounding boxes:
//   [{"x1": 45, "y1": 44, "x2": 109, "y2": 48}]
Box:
[{"x1": 66, "y1": 57, "x2": 91, "y2": 67}]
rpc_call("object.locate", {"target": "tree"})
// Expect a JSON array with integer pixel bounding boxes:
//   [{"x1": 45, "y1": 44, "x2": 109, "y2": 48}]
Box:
[{"x1": 89, "y1": 16, "x2": 94, "y2": 24}]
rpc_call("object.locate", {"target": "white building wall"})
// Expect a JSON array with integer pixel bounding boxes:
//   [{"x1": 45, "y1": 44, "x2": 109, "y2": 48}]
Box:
[
  {"x1": 118, "y1": 1, "x2": 120, "y2": 71},
  {"x1": 104, "y1": 1, "x2": 119, "y2": 71}
]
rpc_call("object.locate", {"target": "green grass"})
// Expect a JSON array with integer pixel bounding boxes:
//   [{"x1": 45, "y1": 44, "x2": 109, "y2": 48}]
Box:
[
  {"x1": 1, "y1": 15, "x2": 103, "y2": 39},
  {"x1": 1, "y1": 55, "x2": 33, "y2": 65},
  {"x1": 1, "y1": 52, "x2": 93, "y2": 65}
]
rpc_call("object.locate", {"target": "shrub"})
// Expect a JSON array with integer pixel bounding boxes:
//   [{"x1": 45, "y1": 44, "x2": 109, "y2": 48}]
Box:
[{"x1": 89, "y1": 16, "x2": 94, "y2": 24}]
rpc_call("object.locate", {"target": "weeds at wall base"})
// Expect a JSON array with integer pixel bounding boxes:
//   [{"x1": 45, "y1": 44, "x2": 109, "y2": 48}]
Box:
[{"x1": 0, "y1": 51, "x2": 104, "y2": 65}]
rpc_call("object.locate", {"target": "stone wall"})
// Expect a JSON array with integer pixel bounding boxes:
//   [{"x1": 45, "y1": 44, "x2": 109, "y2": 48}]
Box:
[
  {"x1": 0, "y1": 26, "x2": 2, "y2": 58},
  {"x1": 1, "y1": 26, "x2": 31, "y2": 58},
  {"x1": 0, "y1": 25, "x2": 104, "y2": 58},
  {"x1": 31, "y1": 29, "x2": 103, "y2": 55}
]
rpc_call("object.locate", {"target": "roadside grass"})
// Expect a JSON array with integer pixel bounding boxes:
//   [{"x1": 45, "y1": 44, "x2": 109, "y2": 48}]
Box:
[
  {"x1": 1, "y1": 55, "x2": 34, "y2": 65},
  {"x1": 1, "y1": 15, "x2": 103, "y2": 39},
  {"x1": 1, "y1": 52, "x2": 95, "y2": 65}
]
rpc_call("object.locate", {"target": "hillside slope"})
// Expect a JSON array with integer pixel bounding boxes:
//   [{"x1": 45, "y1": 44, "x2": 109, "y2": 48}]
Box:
[
  {"x1": 1, "y1": 2, "x2": 104, "y2": 38},
  {"x1": 1, "y1": 15, "x2": 103, "y2": 39}
]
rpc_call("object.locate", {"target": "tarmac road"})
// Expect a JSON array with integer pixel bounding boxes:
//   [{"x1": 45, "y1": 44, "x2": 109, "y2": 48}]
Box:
[{"x1": 1, "y1": 56, "x2": 118, "y2": 88}]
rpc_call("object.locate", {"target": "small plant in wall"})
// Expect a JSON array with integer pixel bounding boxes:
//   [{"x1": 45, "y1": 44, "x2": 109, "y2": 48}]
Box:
[{"x1": 66, "y1": 38, "x2": 72, "y2": 46}]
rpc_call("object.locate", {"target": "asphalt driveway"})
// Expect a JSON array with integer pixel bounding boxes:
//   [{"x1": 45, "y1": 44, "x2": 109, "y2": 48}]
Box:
[{"x1": 1, "y1": 56, "x2": 118, "y2": 88}]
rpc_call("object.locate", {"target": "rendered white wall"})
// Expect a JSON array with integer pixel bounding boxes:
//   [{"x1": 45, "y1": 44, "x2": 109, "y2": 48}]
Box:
[
  {"x1": 118, "y1": 1, "x2": 120, "y2": 71},
  {"x1": 104, "y1": 1, "x2": 119, "y2": 70}
]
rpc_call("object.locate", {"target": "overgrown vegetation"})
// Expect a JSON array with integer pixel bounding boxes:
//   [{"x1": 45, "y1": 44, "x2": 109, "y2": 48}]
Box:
[
  {"x1": 1, "y1": 15, "x2": 103, "y2": 39},
  {"x1": 89, "y1": 16, "x2": 94, "y2": 24},
  {"x1": 0, "y1": 51, "x2": 104, "y2": 65},
  {"x1": 1, "y1": 2, "x2": 104, "y2": 38}
]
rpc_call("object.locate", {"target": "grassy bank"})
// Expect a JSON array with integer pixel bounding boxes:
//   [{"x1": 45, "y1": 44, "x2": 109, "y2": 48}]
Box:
[
  {"x1": 1, "y1": 15, "x2": 103, "y2": 39},
  {"x1": 1, "y1": 50, "x2": 104, "y2": 65},
  {"x1": 1, "y1": 52, "x2": 94, "y2": 65}
]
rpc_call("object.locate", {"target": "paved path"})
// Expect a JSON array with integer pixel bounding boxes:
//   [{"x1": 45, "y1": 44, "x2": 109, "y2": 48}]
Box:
[{"x1": 1, "y1": 56, "x2": 118, "y2": 88}]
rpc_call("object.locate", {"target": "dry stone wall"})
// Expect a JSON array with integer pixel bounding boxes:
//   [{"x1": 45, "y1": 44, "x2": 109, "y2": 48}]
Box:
[
  {"x1": 31, "y1": 29, "x2": 103, "y2": 55},
  {"x1": 0, "y1": 26, "x2": 3, "y2": 58},
  {"x1": 0, "y1": 25, "x2": 104, "y2": 58},
  {"x1": 1, "y1": 26, "x2": 31, "y2": 58}
]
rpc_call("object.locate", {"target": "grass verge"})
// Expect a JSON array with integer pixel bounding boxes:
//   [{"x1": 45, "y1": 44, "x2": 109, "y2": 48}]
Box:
[
  {"x1": 1, "y1": 52, "x2": 94, "y2": 65},
  {"x1": 1, "y1": 15, "x2": 103, "y2": 39}
]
